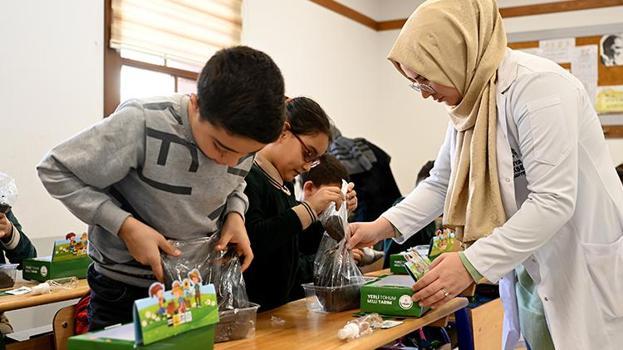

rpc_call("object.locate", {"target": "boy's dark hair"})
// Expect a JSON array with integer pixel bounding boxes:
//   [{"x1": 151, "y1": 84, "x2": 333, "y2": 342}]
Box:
[
  {"x1": 286, "y1": 97, "x2": 331, "y2": 138},
  {"x1": 301, "y1": 154, "x2": 349, "y2": 187},
  {"x1": 197, "y1": 46, "x2": 285, "y2": 143}
]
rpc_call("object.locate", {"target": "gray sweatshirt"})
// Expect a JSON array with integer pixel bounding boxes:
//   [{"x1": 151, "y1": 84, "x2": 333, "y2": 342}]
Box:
[{"x1": 37, "y1": 95, "x2": 253, "y2": 287}]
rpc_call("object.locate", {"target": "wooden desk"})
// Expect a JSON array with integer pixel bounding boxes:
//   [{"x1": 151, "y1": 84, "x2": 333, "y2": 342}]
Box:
[
  {"x1": 0, "y1": 279, "x2": 89, "y2": 312},
  {"x1": 215, "y1": 296, "x2": 468, "y2": 350},
  {"x1": 366, "y1": 268, "x2": 390, "y2": 277}
]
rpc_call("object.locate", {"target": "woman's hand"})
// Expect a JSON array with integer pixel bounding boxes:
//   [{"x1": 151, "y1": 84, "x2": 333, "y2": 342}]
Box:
[
  {"x1": 347, "y1": 217, "x2": 395, "y2": 249},
  {"x1": 411, "y1": 252, "x2": 474, "y2": 308}
]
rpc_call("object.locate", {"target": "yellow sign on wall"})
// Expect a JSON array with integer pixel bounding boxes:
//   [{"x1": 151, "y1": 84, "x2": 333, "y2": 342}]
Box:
[{"x1": 596, "y1": 86, "x2": 623, "y2": 114}]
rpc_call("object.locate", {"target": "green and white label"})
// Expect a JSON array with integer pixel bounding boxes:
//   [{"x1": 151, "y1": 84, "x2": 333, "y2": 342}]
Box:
[
  {"x1": 366, "y1": 293, "x2": 397, "y2": 305},
  {"x1": 398, "y1": 295, "x2": 413, "y2": 310}
]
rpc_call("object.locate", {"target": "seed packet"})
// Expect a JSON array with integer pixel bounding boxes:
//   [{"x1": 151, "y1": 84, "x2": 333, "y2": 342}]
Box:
[
  {"x1": 403, "y1": 249, "x2": 431, "y2": 282},
  {"x1": 428, "y1": 228, "x2": 461, "y2": 261}
]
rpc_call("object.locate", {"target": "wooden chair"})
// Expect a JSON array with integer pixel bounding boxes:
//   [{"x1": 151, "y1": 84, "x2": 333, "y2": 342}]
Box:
[
  {"x1": 52, "y1": 306, "x2": 74, "y2": 350},
  {"x1": 469, "y1": 298, "x2": 504, "y2": 350}
]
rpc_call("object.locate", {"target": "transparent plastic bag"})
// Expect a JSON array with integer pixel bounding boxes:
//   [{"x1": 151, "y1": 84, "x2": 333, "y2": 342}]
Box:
[
  {"x1": 0, "y1": 172, "x2": 18, "y2": 213},
  {"x1": 31, "y1": 277, "x2": 79, "y2": 295},
  {"x1": 337, "y1": 313, "x2": 383, "y2": 340},
  {"x1": 162, "y1": 234, "x2": 249, "y2": 311},
  {"x1": 313, "y1": 180, "x2": 365, "y2": 288}
]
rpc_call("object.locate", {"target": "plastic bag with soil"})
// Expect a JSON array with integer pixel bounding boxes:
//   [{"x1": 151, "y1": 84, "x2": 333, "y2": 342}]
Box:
[
  {"x1": 162, "y1": 234, "x2": 257, "y2": 342},
  {"x1": 309, "y1": 181, "x2": 365, "y2": 311},
  {"x1": 162, "y1": 234, "x2": 248, "y2": 310}
]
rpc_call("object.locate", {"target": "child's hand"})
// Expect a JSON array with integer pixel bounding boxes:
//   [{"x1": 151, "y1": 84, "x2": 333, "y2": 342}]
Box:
[
  {"x1": 216, "y1": 213, "x2": 254, "y2": 272},
  {"x1": 118, "y1": 217, "x2": 181, "y2": 282},
  {"x1": 0, "y1": 214, "x2": 12, "y2": 239},
  {"x1": 346, "y1": 182, "x2": 358, "y2": 213},
  {"x1": 306, "y1": 187, "x2": 344, "y2": 215},
  {"x1": 351, "y1": 248, "x2": 363, "y2": 264}
]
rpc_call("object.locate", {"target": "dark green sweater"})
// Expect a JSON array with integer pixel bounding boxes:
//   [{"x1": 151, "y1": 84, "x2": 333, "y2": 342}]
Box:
[
  {"x1": 243, "y1": 164, "x2": 323, "y2": 311},
  {"x1": 1, "y1": 210, "x2": 37, "y2": 267}
]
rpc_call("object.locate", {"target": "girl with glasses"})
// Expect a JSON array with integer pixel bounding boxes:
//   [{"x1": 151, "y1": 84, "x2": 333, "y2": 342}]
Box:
[{"x1": 243, "y1": 97, "x2": 357, "y2": 311}]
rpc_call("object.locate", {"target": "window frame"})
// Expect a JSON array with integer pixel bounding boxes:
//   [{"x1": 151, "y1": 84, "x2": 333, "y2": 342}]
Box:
[{"x1": 103, "y1": 0, "x2": 199, "y2": 117}]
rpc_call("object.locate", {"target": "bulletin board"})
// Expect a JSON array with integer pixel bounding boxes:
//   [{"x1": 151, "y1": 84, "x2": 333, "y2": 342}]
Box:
[{"x1": 509, "y1": 35, "x2": 623, "y2": 138}]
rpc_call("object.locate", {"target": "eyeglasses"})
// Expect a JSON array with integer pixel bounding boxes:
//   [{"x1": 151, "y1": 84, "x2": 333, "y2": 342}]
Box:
[
  {"x1": 408, "y1": 76, "x2": 436, "y2": 94},
  {"x1": 291, "y1": 132, "x2": 321, "y2": 168}
]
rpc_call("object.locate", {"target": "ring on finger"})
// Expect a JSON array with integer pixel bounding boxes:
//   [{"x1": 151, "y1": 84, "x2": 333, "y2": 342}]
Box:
[{"x1": 440, "y1": 288, "x2": 450, "y2": 298}]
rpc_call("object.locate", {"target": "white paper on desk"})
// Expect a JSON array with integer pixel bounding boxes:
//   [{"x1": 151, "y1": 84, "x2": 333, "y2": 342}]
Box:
[
  {"x1": 539, "y1": 38, "x2": 575, "y2": 63},
  {"x1": 571, "y1": 45, "x2": 598, "y2": 105},
  {"x1": 93, "y1": 323, "x2": 136, "y2": 342},
  {"x1": 6, "y1": 287, "x2": 31, "y2": 295},
  {"x1": 381, "y1": 320, "x2": 404, "y2": 329}
]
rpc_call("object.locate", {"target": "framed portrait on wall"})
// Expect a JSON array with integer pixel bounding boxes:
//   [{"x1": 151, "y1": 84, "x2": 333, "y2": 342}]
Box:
[{"x1": 600, "y1": 34, "x2": 623, "y2": 67}]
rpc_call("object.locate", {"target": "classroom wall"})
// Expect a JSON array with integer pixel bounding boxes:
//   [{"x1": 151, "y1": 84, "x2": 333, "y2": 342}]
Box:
[
  {"x1": 504, "y1": 6, "x2": 623, "y2": 42},
  {"x1": 375, "y1": 31, "x2": 450, "y2": 194},
  {"x1": 244, "y1": 1, "x2": 623, "y2": 194},
  {"x1": 337, "y1": 0, "x2": 422, "y2": 21},
  {"x1": 242, "y1": 0, "x2": 447, "y2": 194},
  {"x1": 502, "y1": 7, "x2": 623, "y2": 166},
  {"x1": 1, "y1": 0, "x2": 102, "y2": 243},
  {"x1": 373, "y1": 7, "x2": 623, "y2": 193},
  {"x1": 505, "y1": 8, "x2": 623, "y2": 166},
  {"x1": 0, "y1": 0, "x2": 103, "y2": 332},
  {"x1": 241, "y1": 0, "x2": 391, "y2": 183}
]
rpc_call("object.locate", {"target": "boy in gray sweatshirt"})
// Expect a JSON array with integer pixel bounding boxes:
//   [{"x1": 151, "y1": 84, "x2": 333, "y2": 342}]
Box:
[{"x1": 37, "y1": 46, "x2": 285, "y2": 330}]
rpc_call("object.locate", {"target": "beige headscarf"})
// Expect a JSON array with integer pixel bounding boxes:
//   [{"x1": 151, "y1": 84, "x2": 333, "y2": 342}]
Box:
[{"x1": 388, "y1": 0, "x2": 507, "y2": 243}]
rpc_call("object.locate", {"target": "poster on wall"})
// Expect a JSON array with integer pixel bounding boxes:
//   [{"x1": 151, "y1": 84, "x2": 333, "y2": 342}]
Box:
[
  {"x1": 595, "y1": 86, "x2": 623, "y2": 114},
  {"x1": 600, "y1": 34, "x2": 623, "y2": 67},
  {"x1": 571, "y1": 45, "x2": 598, "y2": 105},
  {"x1": 538, "y1": 38, "x2": 575, "y2": 63},
  {"x1": 519, "y1": 47, "x2": 543, "y2": 57}
]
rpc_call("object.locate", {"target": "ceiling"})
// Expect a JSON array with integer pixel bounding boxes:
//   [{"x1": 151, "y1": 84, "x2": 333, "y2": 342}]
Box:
[{"x1": 334, "y1": 0, "x2": 570, "y2": 21}]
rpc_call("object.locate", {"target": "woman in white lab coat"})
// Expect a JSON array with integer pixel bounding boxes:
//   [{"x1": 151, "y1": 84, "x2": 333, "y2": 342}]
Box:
[{"x1": 347, "y1": 0, "x2": 623, "y2": 349}]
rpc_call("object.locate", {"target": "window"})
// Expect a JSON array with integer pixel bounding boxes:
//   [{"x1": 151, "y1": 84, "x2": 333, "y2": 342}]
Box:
[
  {"x1": 120, "y1": 66, "x2": 175, "y2": 102},
  {"x1": 104, "y1": 0, "x2": 242, "y2": 116}
]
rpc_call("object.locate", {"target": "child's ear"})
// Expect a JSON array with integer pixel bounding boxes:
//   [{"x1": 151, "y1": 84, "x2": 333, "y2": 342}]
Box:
[
  {"x1": 278, "y1": 122, "x2": 290, "y2": 141},
  {"x1": 302, "y1": 181, "x2": 316, "y2": 198}
]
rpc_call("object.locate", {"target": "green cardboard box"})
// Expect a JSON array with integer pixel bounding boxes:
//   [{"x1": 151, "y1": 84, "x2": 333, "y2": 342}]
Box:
[
  {"x1": 22, "y1": 233, "x2": 91, "y2": 282},
  {"x1": 389, "y1": 253, "x2": 408, "y2": 274},
  {"x1": 69, "y1": 281, "x2": 219, "y2": 350},
  {"x1": 360, "y1": 275, "x2": 429, "y2": 317},
  {"x1": 22, "y1": 255, "x2": 91, "y2": 282},
  {"x1": 68, "y1": 323, "x2": 216, "y2": 350},
  {"x1": 389, "y1": 245, "x2": 432, "y2": 275}
]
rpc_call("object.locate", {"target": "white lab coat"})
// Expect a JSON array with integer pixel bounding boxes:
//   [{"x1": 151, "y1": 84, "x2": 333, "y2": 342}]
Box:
[{"x1": 383, "y1": 49, "x2": 623, "y2": 349}]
